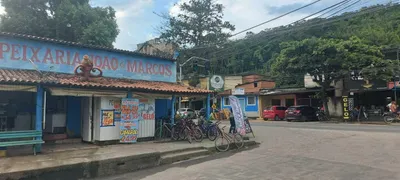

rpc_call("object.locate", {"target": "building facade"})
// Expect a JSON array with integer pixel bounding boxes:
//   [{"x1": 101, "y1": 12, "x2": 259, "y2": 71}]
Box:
[{"x1": 0, "y1": 32, "x2": 210, "y2": 154}]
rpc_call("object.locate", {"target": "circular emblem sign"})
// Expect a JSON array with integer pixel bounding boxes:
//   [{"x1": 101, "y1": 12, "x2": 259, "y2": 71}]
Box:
[{"x1": 210, "y1": 75, "x2": 224, "y2": 89}]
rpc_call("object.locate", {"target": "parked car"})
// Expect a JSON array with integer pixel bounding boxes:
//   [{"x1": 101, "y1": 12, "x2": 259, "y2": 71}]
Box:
[
  {"x1": 176, "y1": 108, "x2": 196, "y2": 119},
  {"x1": 263, "y1": 106, "x2": 287, "y2": 121},
  {"x1": 285, "y1": 105, "x2": 317, "y2": 122}
]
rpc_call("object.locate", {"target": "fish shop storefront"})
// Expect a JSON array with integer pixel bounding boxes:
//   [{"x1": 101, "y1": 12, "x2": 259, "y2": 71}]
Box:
[{"x1": 0, "y1": 32, "x2": 210, "y2": 155}]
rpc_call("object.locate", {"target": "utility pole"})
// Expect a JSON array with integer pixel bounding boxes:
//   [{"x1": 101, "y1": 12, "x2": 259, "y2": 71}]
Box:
[
  {"x1": 179, "y1": 56, "x2": 210, "y2": 82},
  {"x1": 178, "y1": 56, "x2": 211, "y2": 109}
]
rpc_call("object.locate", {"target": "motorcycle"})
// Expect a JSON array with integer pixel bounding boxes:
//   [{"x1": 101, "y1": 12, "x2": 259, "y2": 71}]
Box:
[{"x1": 316, "y1": 107, "x2": 328, "y2": 121}]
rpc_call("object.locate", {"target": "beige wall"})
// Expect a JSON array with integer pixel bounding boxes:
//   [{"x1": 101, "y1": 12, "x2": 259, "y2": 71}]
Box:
[{"x1": 224, "y1": 76, "x2": 242, "y2": 90}]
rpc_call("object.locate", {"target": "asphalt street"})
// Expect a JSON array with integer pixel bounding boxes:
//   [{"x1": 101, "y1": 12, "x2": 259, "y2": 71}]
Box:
[{"x1": 94, "y1": 122, "x2": 400, "y2": 180}]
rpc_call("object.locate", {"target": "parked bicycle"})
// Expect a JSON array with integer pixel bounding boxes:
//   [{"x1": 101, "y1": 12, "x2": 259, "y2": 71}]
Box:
[
  {"x1": 198, "y1": 116, "x2": 218, "y2": 141},
  {"x1": 178, "y1": 118, "x2": 203, "y2": 143},
  {"x1": 154, "y1": 118, "x2": 179, "y2": 141},
  {"x1": 214, "y1": 122, "x2": 244, "y2": 152}
]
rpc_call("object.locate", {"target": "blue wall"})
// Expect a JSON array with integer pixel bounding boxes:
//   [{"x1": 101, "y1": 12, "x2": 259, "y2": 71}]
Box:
[
  {"x1": 221, "y1": 95, "x2": 259, "y2": 112},
  {"x1": 155, "y1": 99, "x2": 172, "y2": 119},
  {"x1": 66, "y1": 96, "x2": 82, "y2": 138},
  {"x1": 0, "y1": 36, "x2": 176, "y2": 82}
]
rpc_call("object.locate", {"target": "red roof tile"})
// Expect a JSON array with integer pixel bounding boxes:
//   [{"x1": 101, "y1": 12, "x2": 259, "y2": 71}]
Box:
[{"x1": 0, "y1": 69, "x2": 211, "y2": 94}]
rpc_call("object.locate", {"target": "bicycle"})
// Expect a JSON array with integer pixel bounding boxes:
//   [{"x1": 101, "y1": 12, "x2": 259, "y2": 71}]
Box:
[
  {"x1": 198, "y1": 116, "x2": 219, "y2": 141},
  {"x1": 154, "y1": 118, "x2": 179, "y2": 141},
  {"x1": 179, "y1": 118, "x2": 203, "y2": 143},
  {"x1": 214, "y1": 123, "x2": 244, "y2": 152}
]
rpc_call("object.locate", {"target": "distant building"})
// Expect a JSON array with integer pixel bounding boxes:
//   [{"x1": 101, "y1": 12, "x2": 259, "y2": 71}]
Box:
[{"x1": 136, "y1": 38, "x2": 178, "y2": 58}]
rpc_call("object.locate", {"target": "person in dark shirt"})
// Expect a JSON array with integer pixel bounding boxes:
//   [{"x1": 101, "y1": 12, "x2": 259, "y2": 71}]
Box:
[
  {"x1": 229, "y1": 108, "x2": 236, "y2": 133},
  {"x1": 5, "y1": 100, "x2": 17, "y2": 131}
]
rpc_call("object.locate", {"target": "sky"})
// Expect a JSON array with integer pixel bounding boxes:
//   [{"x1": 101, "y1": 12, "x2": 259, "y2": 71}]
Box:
[{"x1": 4, "y1": 0, "x2": 389, "y2": 51}]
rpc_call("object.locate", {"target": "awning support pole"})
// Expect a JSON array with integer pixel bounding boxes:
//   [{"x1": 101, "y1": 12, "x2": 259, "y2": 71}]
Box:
[
  {"x1": 127, "y1": 90, "x2": 133, "y2": 98},
  {"x1": 35, "y1": 85, "x2": 44, "y2": 153},
  {"x1": 206, "y1": 94, "x2": 211, "y2": 120},
  {"x1": 171, "y1": 95, "x2": 176, "y2": 125}
]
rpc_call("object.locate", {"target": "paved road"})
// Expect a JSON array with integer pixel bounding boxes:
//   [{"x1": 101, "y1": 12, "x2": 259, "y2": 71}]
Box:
[
  {"x1": 95, "y1": 124, "x2": 400, "y2": 180},
  {"x1": 248, "y1": 121, "x2": 400, "y2": 133}
]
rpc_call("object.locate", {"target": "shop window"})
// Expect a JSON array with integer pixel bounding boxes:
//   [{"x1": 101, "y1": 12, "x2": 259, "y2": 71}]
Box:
[
  {"x1": 224, "y1": 97, "x2": 230, "y2": 106},
  {"x1": 271, "y1": 99, "x2": 281, "y2": 106},
  {"x1": 247, "y1": 96, "x2": 256, "y2": 105},
  {"x1": 285, "y1": 99, "x2": 295, "y2": 107}
]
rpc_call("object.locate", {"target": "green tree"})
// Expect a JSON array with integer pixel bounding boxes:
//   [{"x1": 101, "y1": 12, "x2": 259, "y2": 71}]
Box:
[
  {"x1": 271, "y1": 37, "x2": 390, "y2": 116},
  {"x1": 159, "y1": 0, "x2": 235, "y2": 48},
  {"x1": 0, "y1": 0, "x2": 119, "y2": 47}
]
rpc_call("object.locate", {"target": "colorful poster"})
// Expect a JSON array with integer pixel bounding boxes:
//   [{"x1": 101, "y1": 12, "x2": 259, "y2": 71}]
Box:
[
  {"x1": 229, "y1": 95, "x2": 246, "y2": 135},
  {"x1": 120, "y1": 98, "x2": 139, "y2": 143},
  {"x1": 101, "y1": 110, "x2": 114, "y2": 127},
  {"x1": 138, "y1": 99, "x2": 155, "y2": 121}
]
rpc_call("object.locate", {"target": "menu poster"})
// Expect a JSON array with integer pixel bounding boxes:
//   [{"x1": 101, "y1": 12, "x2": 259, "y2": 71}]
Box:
[
  {"x1": 138, "y1": 99, "x2": 155, "y2": 121},
  {"x1": 120, "y1": 98, "x2": 139, "y2": 143},
  {"x1": 100, "y1": 110, "x2": 115, "y2": 127}
]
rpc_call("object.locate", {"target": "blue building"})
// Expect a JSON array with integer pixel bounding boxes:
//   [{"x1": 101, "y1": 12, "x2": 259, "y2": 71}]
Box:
[
  {"x1": 0, "y1": 32, "x2": 210, "y2": 155},
  {"x1": 220, "y1": 93, "x2": 259, "y2": 118}
]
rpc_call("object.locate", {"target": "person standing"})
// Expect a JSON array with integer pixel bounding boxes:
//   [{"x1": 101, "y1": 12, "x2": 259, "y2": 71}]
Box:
[
  {"x1": 5, "y1": 100, "x2": 17, "y2": 131},
  {"x1": 229, "y1": 108, "x2": 236, "y2": 133}
]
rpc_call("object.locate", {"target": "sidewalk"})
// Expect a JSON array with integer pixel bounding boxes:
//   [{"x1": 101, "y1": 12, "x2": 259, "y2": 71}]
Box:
[{"x1": 0, "y1": 138, "x2": 258, "y2": 180}]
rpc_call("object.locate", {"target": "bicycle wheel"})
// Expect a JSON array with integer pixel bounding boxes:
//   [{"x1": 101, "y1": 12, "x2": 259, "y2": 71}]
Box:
[
  {"x1": 154, "y1": 127, "x2": 163, "y2": 140},
  {"x1": 233, "y1": 133, "x2": 244, "y2": 149},
  {"x1": 193, "y1": 127, "x2": 203, "y2": 142},
  {"x1": 215, "y1": 135, "x2": 230, "y2": 152},
  {"x1": 185, "y1": 129, "x2": 193, "y2": 144},
  {"x1": 207, "y1": 125, "x2": 218, "y2": 141}
]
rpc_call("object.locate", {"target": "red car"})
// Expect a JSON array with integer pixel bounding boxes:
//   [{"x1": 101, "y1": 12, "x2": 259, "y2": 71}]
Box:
[{"x1": 263, "y1": 106, "x2": 287, "y2": 121}]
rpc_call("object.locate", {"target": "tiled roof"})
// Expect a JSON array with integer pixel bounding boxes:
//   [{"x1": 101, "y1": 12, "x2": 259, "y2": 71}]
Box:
[
  {"x1": 0, "y1": 32, "x2": 176, "y2": 62},
  {"x1": 0, "y1": 69, "x2": 211, "y2": 94}
]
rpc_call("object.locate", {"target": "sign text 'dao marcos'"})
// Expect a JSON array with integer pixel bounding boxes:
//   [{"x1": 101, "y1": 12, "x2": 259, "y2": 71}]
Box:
[{"x1": 0, "y1": 37, "x2": 177, "y2": 82}]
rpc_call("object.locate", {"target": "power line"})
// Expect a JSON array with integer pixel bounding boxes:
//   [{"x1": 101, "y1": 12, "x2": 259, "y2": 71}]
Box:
[
  {"x1": 326, "y1": 0, "x2": 364, "y2": 18},
  {"x1": 187, "y1": 0, "x2": 324, "y2": 51},
  {"x1": 230, "y1": 0, "x2": 323, "y2": 37},
  {"x1": 208, "y1": 0, "x2": 396, "y2": 61},
  {"x1": 207, "y1": 0, "x2": 353, "y2": 58},
  {"x1": 316, "y1": 0, "x2": 353, "y2": 18}
]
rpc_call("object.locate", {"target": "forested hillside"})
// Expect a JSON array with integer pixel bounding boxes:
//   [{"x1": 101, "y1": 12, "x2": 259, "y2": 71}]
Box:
[{"x1": 180, "y1": 3, "x2": 400, "y2": 87}]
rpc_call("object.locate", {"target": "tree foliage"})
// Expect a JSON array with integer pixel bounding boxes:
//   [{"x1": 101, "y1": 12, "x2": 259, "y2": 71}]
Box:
[
  {"x1": 179, "y1": 3, "x2": 400, "y2": 85},
  {"x1": 270, "y1": 36, "x2": 395, "y2": 115},
  {"x1": 160, "y1": 0, "x2": 235, "y2": 48},
  {"x1": 0, "y1": 0, "x2": 119, "y2": 47}
]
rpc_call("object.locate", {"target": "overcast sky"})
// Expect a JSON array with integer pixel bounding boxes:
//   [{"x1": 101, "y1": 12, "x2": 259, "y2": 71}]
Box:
[{"x1": 1, "y1": 0, "x2": 391, "y2": 51}]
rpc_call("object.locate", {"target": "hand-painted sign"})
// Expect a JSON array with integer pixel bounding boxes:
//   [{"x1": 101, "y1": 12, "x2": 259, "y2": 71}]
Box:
[
  {"x1": 138, "y1": 99, "x2": 155, "y2": 121},
  {"x1": 0, "y1": 37, "x2": 176, "y2": 82},
  {"x1": 120, "y1": 98, "x2": 139, "y2": 143},
  {"x1": 101, "y1": 110, "x2": 114, "y2": 127},
  {"x1": 342, "y1": 96, "x2": 350, "y2": 120},
  {"x1": 229, "y1": 95, "x2": 246, "y2": 135}
]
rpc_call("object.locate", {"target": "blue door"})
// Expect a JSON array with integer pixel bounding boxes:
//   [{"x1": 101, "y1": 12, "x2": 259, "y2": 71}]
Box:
[
  {"x1": 239, "y1": 98, "x2": 246, "y2": 115},
  {"x1": 66, "y1": 97, "x2": 82, "y2": 138}
]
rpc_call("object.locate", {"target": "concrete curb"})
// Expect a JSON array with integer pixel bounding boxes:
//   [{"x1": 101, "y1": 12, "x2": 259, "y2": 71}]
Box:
[{"x1": 0, "y1": 140, "x2": 259, "y2": 180}]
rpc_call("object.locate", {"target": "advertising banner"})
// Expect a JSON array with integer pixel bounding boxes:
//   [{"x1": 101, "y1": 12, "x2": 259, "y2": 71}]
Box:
[
  {"x1": 229, "y1": 95, "x2": 246, "y2": 135},
  {"x1": 120, "y1": 98, "x2": 139, "y2": 143}
]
